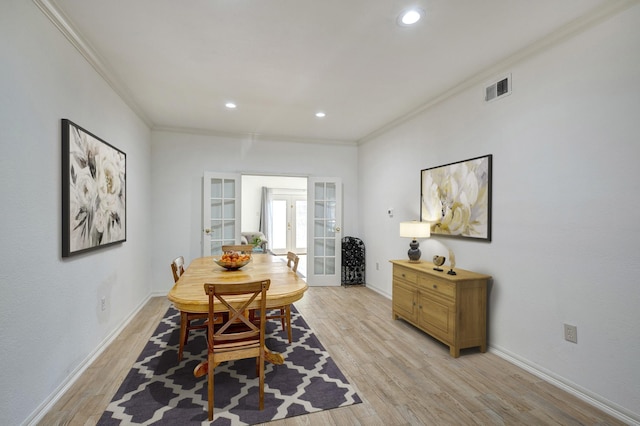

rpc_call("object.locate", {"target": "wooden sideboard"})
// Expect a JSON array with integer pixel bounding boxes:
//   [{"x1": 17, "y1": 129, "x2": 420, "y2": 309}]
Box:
[{"x1": 390, "y1": 260, "x2": 491, "y2": 357}]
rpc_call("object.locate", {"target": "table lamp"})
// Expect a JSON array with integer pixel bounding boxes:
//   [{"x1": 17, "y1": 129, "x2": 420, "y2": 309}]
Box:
[{"x1": 399, "y1": 221, "x2": 431, "y2": 262}]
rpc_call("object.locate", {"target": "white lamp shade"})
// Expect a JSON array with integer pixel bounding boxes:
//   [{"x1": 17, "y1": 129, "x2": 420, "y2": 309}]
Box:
[{"x1": 399, "y1": 221, "x2": 431, "y2": 239}]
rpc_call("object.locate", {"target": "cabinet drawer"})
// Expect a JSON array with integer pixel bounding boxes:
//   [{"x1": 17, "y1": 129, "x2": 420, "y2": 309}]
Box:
[
  {"x1": 394, "y1": 267, "x2": 418, "y2": 284},
  {"x1": 418, "y1": 276, "x2": 455, "y2": 299}
]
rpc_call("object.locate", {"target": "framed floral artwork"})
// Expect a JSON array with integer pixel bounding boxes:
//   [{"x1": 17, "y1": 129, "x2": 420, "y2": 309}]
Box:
[
  {"x1": 420, "y1": 154, "x2": 492, "y2": 241},
  {"x1": 62, "y1": 119, "x2": 126, "y2": 257}
]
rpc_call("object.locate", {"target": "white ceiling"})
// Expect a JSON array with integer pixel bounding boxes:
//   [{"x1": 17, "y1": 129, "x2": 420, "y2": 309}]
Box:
[{"x1": 38, "y1": 0, "x2": 621, "y2": 143}]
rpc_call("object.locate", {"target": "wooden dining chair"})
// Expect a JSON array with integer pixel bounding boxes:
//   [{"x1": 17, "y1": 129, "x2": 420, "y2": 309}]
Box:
[
  {"x1": 286, "y1": 251, "x2": 300, "y2": 272},
  {"x1": 193, "y1": 279, "x2": 270, "y2": 421},
  {"x1": 266, "y1": 251, "x2": 298, "y2": 343},
  {"x1": 171, "y1": 256, "x2": 209, "y2": 362}
]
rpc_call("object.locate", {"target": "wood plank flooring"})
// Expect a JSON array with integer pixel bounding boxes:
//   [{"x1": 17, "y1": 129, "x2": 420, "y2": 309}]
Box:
[{"x1": 38, "y1": 286, "x2": 626, "y2": 425}]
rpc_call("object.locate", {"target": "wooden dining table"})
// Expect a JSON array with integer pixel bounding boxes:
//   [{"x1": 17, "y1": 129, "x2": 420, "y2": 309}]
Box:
[{"x1": 167, "y1": 253, "x2": 308, "y2": 364}]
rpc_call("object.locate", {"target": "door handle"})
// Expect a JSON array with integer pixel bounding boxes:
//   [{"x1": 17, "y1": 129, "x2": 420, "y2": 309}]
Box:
[{"x1": 204, "y1": 228, "x2": 211, "y2": 235}]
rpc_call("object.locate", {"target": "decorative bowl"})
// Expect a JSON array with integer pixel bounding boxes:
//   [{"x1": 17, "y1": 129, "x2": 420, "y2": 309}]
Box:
[{"x1": 213, "y1": 252, "x2": 252, "y2": 270}]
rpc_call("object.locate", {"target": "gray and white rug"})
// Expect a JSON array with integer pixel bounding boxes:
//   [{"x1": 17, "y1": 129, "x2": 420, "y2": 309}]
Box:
[{"x1": 98, "y1": 305, "x2": 361, "y2": 425}]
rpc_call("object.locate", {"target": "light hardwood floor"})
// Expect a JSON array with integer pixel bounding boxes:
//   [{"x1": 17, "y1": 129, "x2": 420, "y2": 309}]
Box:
[{"x1": 39, "y1": 286, "x2": 626, "y2": 425}]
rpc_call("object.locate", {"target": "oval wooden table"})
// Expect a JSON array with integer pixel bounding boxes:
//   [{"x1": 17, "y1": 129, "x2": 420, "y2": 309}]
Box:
[{"x1": 167, "y1": 253, "x2": 308, "y2": 364}]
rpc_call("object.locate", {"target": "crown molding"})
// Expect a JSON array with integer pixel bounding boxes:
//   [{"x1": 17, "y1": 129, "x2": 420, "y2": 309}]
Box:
[
  {"x1": 357, "y1": 0, "x2": 640, "y2": 145},
  {"x1": 33, "y1": 0, "x2": 153, "y2": 127},
  {"x1": 152, "y1": 125, "x2": 358, "y2": 146}
]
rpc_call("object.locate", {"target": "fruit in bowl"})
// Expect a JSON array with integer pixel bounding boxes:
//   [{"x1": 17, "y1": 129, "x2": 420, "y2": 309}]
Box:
[{"x1": 213, "y1": 251, "x2": 252, "y2": 270}]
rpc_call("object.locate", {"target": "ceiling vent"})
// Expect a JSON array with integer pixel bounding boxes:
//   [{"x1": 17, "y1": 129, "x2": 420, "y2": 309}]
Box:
[{"x1": 485, "y1": 74, "x2": 511, "y2": 102}]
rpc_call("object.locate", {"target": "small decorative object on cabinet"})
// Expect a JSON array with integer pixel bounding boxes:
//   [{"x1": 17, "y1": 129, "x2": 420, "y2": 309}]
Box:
[
  {"x1": 390, "y1": 259, "x2": 491, "y2": 357},
  {"x1": 432, "y1": 255, "x2": 445, "y2": 271}
]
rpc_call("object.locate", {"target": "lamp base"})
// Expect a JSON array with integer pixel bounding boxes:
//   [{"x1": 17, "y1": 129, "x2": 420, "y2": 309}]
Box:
[{"x1": 407, "y1": 239, "x2": 421, "y2": 262}]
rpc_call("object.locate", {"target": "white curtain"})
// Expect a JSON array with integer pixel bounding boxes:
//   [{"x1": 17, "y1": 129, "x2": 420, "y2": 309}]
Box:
[{"x1": 259, "y1": 187, "x2": 273, "y2": 250}]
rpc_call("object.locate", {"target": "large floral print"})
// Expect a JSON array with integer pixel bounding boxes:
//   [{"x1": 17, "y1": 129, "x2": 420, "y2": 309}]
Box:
[
  {"x1": 62, "y1": 120, "x2": 126, "y2": 256},
  {"x1": 421, "y1": 155, "x2": 491, "y2": 241}
]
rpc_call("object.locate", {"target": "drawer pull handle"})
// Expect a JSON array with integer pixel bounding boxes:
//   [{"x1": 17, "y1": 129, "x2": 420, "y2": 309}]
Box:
[{"x1": 433, "y1": 284, "x2": 437, "y2": 289}]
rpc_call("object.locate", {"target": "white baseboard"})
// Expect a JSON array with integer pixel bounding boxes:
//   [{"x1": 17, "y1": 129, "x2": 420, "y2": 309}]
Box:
[
  {"x1": 24, "y1": 294, "x2": 154, "y2": 426},
  {"x1": 364, "y1": 284, "x2": 391, "y2": 299},
  {"x1": 490, "y1": 345, "x2": 639, "y2": 425},
  {"x1": 373, "y1": 284, "x2": 638, "y2": 424}
]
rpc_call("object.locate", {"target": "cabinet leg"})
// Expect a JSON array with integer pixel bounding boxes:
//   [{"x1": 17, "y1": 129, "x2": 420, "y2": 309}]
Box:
[{"x1": 450, "y1": 346, "x2": 460, "y2": 358}]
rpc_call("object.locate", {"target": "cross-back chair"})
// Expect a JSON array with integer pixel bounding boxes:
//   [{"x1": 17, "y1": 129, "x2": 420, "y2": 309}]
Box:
[
  {"x1": 265, "y1": 251, "x2": 299, "y2": 343},
  {"x1": 193, "y1": 279, "x2": 270, "y2": 421},
  {"x1": 171, "y1": 256, "x2": 209, "y2": 362}
]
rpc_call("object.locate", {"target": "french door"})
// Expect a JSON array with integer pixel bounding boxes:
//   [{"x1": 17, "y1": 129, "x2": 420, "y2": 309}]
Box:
[
  {"x1": 270, "y1": 190, "x2": 307, "y2": 255},
  {"x1": 306, "y1": 177, "x2": 342, "y2": 286},
  {"x1": 202, "y1": 172, "x2": 241, "y2": 256}
]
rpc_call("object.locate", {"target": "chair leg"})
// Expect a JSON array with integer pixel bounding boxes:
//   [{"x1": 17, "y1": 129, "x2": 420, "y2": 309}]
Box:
[
  {"x1": 258, "y1": 352, "x2": 265, "y2": 410},
  {"x1": 279, "y1": 308, "x2": 286, "y2": 330},
  {"x1": 208, "y1": 353, "x2": 215, "y2": 421},
  {"x1": 285, "y1": 305, "x2": 292, "y2": 343},
  {"x1": 179, "y1": 312, "x2": 188, "y2": 361}
]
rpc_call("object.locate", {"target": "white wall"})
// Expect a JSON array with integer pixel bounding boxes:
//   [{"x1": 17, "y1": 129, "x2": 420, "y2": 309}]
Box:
[
  {"x1": 359, "y1": 4, "x2": 640, "y2": 422},
  {"x1": 0, "y1": 2, "x2": 153, "y2": 424},
  {"x1": 150, "y1": 131, "x2": 358, "y2": 294}
]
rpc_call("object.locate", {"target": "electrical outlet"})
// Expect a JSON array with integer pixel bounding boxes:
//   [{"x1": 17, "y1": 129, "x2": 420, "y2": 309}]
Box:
[
  {"x1": 101, "y1": 296, "x2": 106, "y2": 311},
  {"x1": 564, "y1": 324, "x2": 577, "y2": 343}
]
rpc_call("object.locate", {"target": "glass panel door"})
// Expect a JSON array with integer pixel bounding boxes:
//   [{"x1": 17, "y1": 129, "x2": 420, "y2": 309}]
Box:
[
  {"x1": 203, "y1": 172, "x2": 241, "y2": 256},
  {"x1": 270, "y1": 193, "x2": 307, "y2": 256},
  {"x1": 293, "y1": 198, "x2": 307, "y2": 253},
  {"x1": 270, "y1": 199, "x2": 288, "y2": 254},
  {"x1": 307, "y1": 177, "x2": 342, "y2": 286}
]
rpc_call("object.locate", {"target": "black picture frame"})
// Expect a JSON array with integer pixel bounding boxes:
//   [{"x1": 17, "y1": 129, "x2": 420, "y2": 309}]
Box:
[
  {"x1": 420, "y1": 154, "x2": 492, "y2": 241},
  {"x1": 62, "y1": 119, "x2": 126, "y2": 257}
]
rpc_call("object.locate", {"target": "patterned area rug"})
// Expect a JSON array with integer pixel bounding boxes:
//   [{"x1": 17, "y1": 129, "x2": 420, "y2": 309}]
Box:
[{"x1": 98, "y1": 305, "x2": 361, "y2": 425}]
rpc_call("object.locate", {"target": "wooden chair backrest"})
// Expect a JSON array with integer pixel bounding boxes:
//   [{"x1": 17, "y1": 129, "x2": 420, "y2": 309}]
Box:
[
  {"x1": 204, "y1": 280, "x2": 270, "y2": 349},
  {"x1": 171, "y1": 256, "x2": 185, "y2": 283},
  {"x1": 221, "y1": 244, "x2": 254, "y2": 253},
  {"x1": 286, "y1": 251, "x2": 299, "y2": 272}
]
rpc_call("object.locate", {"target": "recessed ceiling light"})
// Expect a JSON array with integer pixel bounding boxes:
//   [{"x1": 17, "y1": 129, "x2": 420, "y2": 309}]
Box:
[
  {"x1": 315, "y1": 112, "x2": 326, "y2": 118},
  {"x1": 225, "y1": 102, "x2": 237, "y2": 109},
  {"x1": 398, "y1": 8, "x2": 424, "y2": 26}
]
